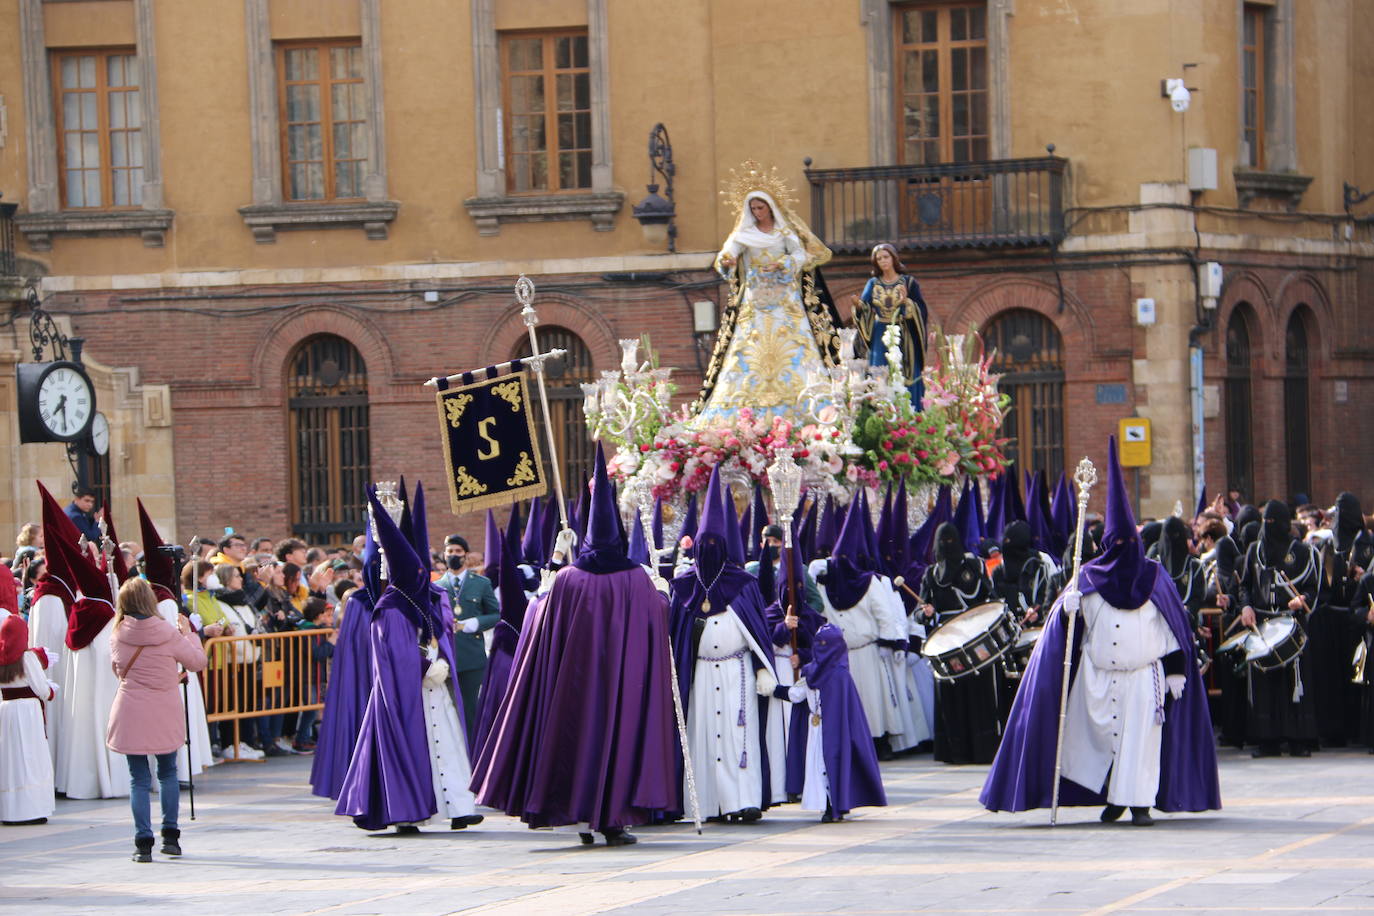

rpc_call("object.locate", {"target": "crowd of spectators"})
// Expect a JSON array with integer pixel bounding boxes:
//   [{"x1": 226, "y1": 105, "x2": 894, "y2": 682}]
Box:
[{"x1": 2, "y1": 490, "x2": 485, "y2": 763}]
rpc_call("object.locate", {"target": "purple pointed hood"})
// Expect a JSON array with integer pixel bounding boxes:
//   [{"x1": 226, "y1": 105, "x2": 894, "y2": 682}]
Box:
[
  {"x1": 651, "y1": 496, "x2": 665, "y2": 551},
  {"x1": 798, "y1": 496, "x2": 820, "y2": 563},
  {"x1": 878, "y1": 481, "x2": 911, "y2": 578},
  {"x1": 520, "y1": 496, "x2": 544, "y2": 566},
  {"x1": 1006, "y1": 469, "x2": 1027, "y2": 524},
  {"x1": 573, "y1": 444, "x2": 638, "y2": 574},
  {"x1": 857, "y1": 490, "x2": 881, "y2": 571},
  {"x1": 504, "y1": 501, "x2": 522, "y2": 563},
  {"x1": 1080, "y1": 437, "x2": 1155, "y2": 609},
  {"x1": 1050, "y1": 471, "x2": 1075, "y2": 555},
  {"x1": 953, "y1": 476, "x2": 983, "y2": 555},
  {"x1": 686, "y1": 465, "x2": 751, "y2": 609},
  {"x1": 815, "y1": 496, "x2": 838, "y2": 557},
  {"x1": 821, "y1": 495, "x2": 876, "y2": 611},
  {"x1": 746, "y1": 484, "x2": 769, "y2": 562},
  {"x1": 483, "y1": 509, "x2": 502, "y2": 581},
  {"x1": 410, "y1": 480, "x2": 433, "y2": 563},
  {"x1": 910, "y1": 484, "x2": 953, "y2": 566},
  {"x1": 680, "y1": 492, "x2": 699, "y2": 543},
  {"x1": 367, "y1": 485, "x2": 441, "y2": 639},
  {"x1": 627, "y1": 508, "x2": 650, "y2": 566},
  {"x1": 984, "y1": 474, "x2": 1007, "y2": 541}
]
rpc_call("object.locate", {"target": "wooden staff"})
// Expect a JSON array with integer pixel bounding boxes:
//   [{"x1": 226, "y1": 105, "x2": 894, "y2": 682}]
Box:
[{"x1": 1051, "y1": 457, "x2": 1097, "y2": 827}]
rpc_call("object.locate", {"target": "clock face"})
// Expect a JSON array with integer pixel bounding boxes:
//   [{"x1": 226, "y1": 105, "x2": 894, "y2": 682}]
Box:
[
  {"x1": 90, "y1": 412, "x2": 111, "y2": 456},
  {"x1": 37, "y1": 364, "x2": 94, "y2": 440}
]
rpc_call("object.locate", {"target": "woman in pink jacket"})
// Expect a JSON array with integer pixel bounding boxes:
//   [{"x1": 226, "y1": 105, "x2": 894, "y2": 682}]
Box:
[{"x1": 107, "y1": 577, "x2": 207, "y2": 862}]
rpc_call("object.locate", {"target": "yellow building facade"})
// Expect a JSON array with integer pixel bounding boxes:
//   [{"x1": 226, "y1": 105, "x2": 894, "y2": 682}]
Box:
[{"x1": 0, "y1": 0, "x2": 1370, "y2": 542}]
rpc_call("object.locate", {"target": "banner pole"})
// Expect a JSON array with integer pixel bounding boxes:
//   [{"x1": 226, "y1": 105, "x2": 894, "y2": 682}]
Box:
[{"x1": 516, "y1": 276, "x2": 570, "y2": 530}]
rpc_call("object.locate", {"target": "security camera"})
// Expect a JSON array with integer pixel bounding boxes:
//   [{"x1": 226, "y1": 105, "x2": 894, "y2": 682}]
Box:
[{"x1": 1164, "y1": 78, "x2": 1190, "y2": 113}]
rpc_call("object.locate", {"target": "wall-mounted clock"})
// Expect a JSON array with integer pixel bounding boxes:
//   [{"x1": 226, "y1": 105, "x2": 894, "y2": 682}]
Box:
[
  {"x1": 17, "y1": 360, "x2": 96, "y2": 443},
  {"x1": 89, "y1": 411, "x2": 110, "y2": 456}
]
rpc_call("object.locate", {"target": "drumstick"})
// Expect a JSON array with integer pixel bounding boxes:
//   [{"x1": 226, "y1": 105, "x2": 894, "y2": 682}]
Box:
[
  {"x1": 1277, "y1": 572, "x2": 1312, "y2": 615},
  {"x1": 892, "y1": 575, "x2": 920, "y2": 602}
]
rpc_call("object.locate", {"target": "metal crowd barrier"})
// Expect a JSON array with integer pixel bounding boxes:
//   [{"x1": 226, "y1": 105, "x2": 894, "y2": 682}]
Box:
[{"x1": 201, "y1": 629, "x2": 335, "y2": 762}]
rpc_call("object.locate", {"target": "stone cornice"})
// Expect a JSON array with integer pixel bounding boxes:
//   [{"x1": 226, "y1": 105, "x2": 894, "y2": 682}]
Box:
[{"x1": 16, "y1": 209, "x2": 174, "y2": 251}]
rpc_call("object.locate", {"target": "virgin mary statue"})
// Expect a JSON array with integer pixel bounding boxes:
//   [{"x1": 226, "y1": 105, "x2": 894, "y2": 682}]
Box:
[{"x1": 693, "y1": 162, "x2": 842, "y2": 423}]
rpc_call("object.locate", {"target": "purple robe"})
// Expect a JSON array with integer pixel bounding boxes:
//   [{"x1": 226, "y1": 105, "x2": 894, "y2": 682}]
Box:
[
  {"x1": 979, "y1": 564, "x2": 1221, "y2": 813},
  {"x1": 309, "y1": 589, "x2": 375, "y2": 800},
  {"x1": 800, "y1": 623, "x2": 887, "y2": 816},
  {"x1": 335, "y1": 585, "x2": 463, "y2": 830},
  {"x1": 470, "y1": 566, "x2": 677, "y2": 831},
  {"x1": 472, "y1": 618, "x2": 521, "y2": 760}
]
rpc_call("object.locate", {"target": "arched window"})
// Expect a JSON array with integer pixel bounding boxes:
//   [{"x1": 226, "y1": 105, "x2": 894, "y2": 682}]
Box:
[
  {"x1": 287, "y1": 335, "x2": 370, "y2": 545},
  {"x1": 1224, "y1": 306, "x2": 1256, "y2": 502},
  {"x1": 515, "y1": 326, "x2": 596, "y2": 496},
  {"x1": 984, "y1": 309, "x2": 1065, "y2": 481},
  {"x1": 1284, "y1": 308, "x2": 1313, "y2": 501}
]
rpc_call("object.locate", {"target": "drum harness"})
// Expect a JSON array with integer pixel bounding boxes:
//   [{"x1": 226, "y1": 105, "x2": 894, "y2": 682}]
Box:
[{"x1": 1245, "y1": 544, "x2": 1318, "y2": 704}]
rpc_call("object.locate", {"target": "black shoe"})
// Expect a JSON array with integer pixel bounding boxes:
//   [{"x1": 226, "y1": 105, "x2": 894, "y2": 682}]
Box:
[
  {"x1": 1130, "y1": 807, "x2": 1155, "y2": 826},
  {"x1": 2, "y1": 817, "x2": 48, "y2": 826},
  {"x1": 786, "y1": 793, "x2": 801, "y2": 804},
  {"x1": 579, "y1": 832, "x2": 595, "y2": 845},
  {"x1": 394, "y1": 824, "x2": 421, "y2": 835},
  {"x1": 160, "y1": 828, "x2": 182, "y2": 856},
  {"x1": 603, "y1": 829, "x2": 638, "y2": 846},
  {"x1": 263, "y1": 744, "x2": 289, "y2": 758},
  {"x1": 1251, "y1": 745, "x2": 1282, "y2": 758},
  {"x1": 875, "y1": 738, "x2": 895, "y2": 762},
  {"x1": 1289, "y1": 746, "x2": 1311, "y2": 758},
  {"x1": 450, "y1": 815, "x2": 484, "y2": 830},
  {"x1": 132, "y1": 836, "x2": 154, "y2": 863},
  {"x1": 737, "y1": 807, "x2": 762, "y2": 823},
  {"x1": 1100, "y1": 805, "x2": 1126, "y2": 823},
  {"x1": 821, "y1": 804, "x2": 835, "y2": 824}
]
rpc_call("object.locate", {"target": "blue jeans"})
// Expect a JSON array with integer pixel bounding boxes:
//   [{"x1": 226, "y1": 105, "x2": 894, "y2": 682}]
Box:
[{"x1": 127, "y1": 752, "x2": 179, "y2": 840}]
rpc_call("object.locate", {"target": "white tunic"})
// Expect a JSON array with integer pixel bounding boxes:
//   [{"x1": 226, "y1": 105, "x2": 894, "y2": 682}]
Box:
[
  {"x1": 0, "y1": 651, "x2": 57, "y2": 822},
  {"x1": 870, "y1": 577, "x2": 931, "y2": 751},
  {"x1": 1061, "y1": 593, "x2": 1180, "y2": 807},
  {"x1": 27, "y1": 592, "x2": 68, "y2": 769},
  {"x1": 819, "y1": 582, "x2": 899, "y2": 739},
  {"x1": 686, "y1": 608, "x2": 773, "y2": 816},
  {"x1": 55, "y1": 616, "x2": 127, "y2": 799},
  {"x1": 155, "y1": 598, "x2": 215, "y2": 780},
  {"x1": 418, "y1": 679, "x2": 477, "y2": 821},
  {"x1": 790, "y1": 682, "x2": 829, "y2": 813},
  {"x1": 766, "y1": 644, "x2": 794, "y2": 805}
]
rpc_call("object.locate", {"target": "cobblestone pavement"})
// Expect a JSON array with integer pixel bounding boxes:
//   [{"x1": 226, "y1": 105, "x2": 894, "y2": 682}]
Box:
[{"x1": 5, "y1": 745, "x2": 1374, "y2": 915}]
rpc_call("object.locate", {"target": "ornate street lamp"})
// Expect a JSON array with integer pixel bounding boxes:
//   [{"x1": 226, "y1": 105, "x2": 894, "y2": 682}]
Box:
[{"x1": 631, "y1": 124, "x2": 676, "y2": 252}]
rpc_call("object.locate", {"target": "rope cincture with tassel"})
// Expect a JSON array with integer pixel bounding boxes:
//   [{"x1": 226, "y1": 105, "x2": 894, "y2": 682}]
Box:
[{"x1": 1050, "y1": 456, "x2": 1098, "y2": 827}]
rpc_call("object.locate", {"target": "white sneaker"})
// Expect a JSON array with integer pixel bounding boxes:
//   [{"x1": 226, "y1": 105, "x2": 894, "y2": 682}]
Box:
[
  {"x1": 275, "y1": 736, "x2": 294, "y2": 752},
  {"x1": 234, "y1": 741, "x2": 265, "y2": 760}
]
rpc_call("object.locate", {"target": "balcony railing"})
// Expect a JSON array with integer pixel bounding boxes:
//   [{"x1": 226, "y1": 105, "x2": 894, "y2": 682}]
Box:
[
  {"x1": 804, "y1": 156, "x2": 1068, "y2": 254},
  {"x1": 0, "y1": 201, "x2": 17, "y2": 277}
]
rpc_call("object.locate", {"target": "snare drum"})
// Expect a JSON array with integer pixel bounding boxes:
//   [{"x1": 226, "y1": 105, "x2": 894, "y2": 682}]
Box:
[
  {"x1": 1245, "y1": 615, "x2": 1306, "y2": 672},
  {"x1": 921, "y1": 602, "x2": 1018, "y2": 681},
  {"x1": 1001, "y1": 627, "x2": 1043, "y2": 680}
]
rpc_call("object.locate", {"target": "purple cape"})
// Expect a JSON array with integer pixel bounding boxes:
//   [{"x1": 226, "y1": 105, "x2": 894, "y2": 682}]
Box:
[
  {"x1": 309, "y1": 589, "x2": 375, "y2": 800},
  {"x1": 801, "y1": 623, "x2": 887, "y2": 816},
  {"x1": 979, "y1": 563, "x2": 1220, "y2": 813},
  {"x1": 470, "y1": 566, "x2": 677, "y2": 830},
  {"x1": 335, "y1": 586, "x2": 463, "y2": 830}
]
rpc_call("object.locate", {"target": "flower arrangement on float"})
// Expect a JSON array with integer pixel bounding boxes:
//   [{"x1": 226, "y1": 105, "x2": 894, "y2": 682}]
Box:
[{"x1": 584, "y1": 326, "x2": 1011, "y2": 517}]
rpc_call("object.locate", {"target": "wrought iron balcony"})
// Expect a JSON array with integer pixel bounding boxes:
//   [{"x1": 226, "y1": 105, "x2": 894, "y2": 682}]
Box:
[
  {"x1": 0, "y1": 200, "x2": 17, "y2": 277},
  {"x1": 804, "y1": 156, "x2": 1068, "y2": 254}
]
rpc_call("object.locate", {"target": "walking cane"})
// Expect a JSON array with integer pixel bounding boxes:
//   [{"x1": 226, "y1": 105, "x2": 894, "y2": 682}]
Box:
[{"x1": 1050, "y1": 458, "x2": 1098, "y2": 826}]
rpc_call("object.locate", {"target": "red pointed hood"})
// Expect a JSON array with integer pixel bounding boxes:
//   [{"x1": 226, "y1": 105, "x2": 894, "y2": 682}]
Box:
[{"x1": 138, "y1": 499, "x2": 179, "y2": 604}]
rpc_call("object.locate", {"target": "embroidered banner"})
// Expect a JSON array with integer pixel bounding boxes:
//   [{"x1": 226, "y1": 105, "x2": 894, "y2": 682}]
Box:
[{"x1": 435, "y1": 370, "x2": 547, "y2": 514}]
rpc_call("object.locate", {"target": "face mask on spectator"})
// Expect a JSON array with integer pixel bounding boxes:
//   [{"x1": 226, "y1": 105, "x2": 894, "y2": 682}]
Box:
[{"x1": 446, "y1": 555, "x2": 465, "y2": 571}]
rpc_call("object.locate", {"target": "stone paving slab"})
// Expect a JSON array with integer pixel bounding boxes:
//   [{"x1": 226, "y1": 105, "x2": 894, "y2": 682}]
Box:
[{"x1": 4, "y1": 745, "x2": 1374, "y2": 915}]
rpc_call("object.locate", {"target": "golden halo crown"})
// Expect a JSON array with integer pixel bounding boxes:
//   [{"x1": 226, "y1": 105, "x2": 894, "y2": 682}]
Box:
[{"x1": 720, "y1": 160, "x2": 796, "y2": 216}]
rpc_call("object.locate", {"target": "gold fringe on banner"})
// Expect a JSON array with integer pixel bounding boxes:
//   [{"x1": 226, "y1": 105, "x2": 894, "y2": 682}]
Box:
[{"x1": 435, "y1": 370, "x2": 548, "y2": 515}]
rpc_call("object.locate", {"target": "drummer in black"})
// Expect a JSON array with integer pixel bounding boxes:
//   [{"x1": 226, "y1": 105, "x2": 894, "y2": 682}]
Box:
[
  {"x1": 991, "y1": 521, "x2": 1057, "y2": 628},
  {"x1": 1236, "y1": 500, "x2": 1320, "y2": 758},
  {"x1": 1312, "y1": 493, "x2": 1374, "y2": 746},
  {"x1": 1202, "y1": 515, "x2": 1248, "y2": 748},
  {"x1": 918, "y1": 522, "x2": 998, "y2": 764},
  {"x1": 1152, "y1": 517, "x2": 1207, "y2": 630}
]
